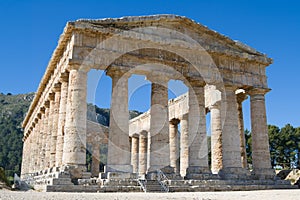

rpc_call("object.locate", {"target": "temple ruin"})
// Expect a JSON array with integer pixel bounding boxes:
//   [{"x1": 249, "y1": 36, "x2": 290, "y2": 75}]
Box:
[{"x1": 20, "y1": 15, "x2": 294, "y2": 192}]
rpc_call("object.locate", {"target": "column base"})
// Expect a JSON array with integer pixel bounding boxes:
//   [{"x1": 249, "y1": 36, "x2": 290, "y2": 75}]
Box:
[
  {"x1": 104, "y1": 164, "x2": 133, "y2": 173},
  {"x1": 251, "y1": 168, "x2": 276, "y2": 180},
  {"x1": 60, "y1": 164, "x2": 89, "y2": 179},
  {"x1": 146, "y1": 165, "x2": 180, "y2": 180},
  {"x1": 185, "y1": 166, "x2": 213, "y2": 180},
  {"x1": 218, "y1": 167, "x2": 251, "y2": 180}
]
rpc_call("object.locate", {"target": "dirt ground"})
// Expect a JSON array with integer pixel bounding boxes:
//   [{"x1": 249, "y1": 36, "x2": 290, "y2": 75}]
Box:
[{"x1": 0, "y1": 189, "x2": 300, "y2": 200}]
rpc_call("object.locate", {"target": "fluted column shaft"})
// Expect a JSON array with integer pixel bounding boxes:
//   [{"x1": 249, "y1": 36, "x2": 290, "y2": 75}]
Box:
[
  {"x1": 46, "y1": 94, "x2": 55, "y2": 168},
  {"x1": 237, "y1": 93, "x2": 248, "y2": 168},
  {"x1": 56, "y1": 74, "x2": 69, "y2": 167},
  {"x1": 50, "y1": 85, "x2": 61, "y2": 167},
  {"x1": 106, "y1": 70, "x2": 132, "y2": 172},
  {"x1": 222, "y1": 86, "x2": 242, "y2": 168},
  {"x1": 180, "y1": 114, "x2": 189, "y2": 177},
  {"x1": 186, "y1": 83, "x2": 209, "y2": 177},
  {"x1": 210, "y1": 103, "x2": 223, "y2": 174},
  {"x1": 249, "y1": 89, "x2": 273, "y2": 171},
  {"x1": 91, "y1": 143, "x2": 100, "y2": 177},
  {"x1": 42, "y1": 102, "x2": 50, "y2": 169},
  {"x1": 139, "y1": 132, "x2": 148, "y2": 175},
  {"x1": 63, "y1": 68, "x2": 88, "y2": 171},
  {"x1": 131, "y1": 134, "x2": 139, "y2": 173},
  {"x1": 169, "y1": 119, "x2": 180, "y2": 174},
  {"x1": 148, "y1": 79, "x2": 170, "y2": 172}
]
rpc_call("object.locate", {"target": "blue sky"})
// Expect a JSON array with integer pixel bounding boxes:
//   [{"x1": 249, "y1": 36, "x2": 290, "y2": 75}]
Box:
[{"x1": 0, "y1": 0, "x2": 299, "y2": 129}]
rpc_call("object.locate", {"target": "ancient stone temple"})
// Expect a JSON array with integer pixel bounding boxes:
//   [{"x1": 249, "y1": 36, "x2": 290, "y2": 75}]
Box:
[{"x1": 21, "y1": 15, "x2": 294, "y2": 192}]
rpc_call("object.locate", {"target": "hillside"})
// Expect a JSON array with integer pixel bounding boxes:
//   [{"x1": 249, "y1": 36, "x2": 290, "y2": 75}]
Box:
[{"x1": 0, "y1": 92, "x2": 142, "y2": 181}]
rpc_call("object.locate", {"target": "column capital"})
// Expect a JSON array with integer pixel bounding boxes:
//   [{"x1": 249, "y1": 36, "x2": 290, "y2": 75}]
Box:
[
  {"x1": 185, "y1": 78, "x2": 206, "y2": 88},
  {"x1": 247, "y1": 87, "x2": 271, "y2": 96},
  {"x1": 106, "y1": 67, "x2": 130, "y2": 79},
  {"x1": 68, "y1": 63, "x2": 90, "y2": 73},
  {"x1": 236, "y1": 91, "x2": 248, "y2": 104},
  {"x1": 140, "y1": 131, "x2": 148, "y2": 138},
  {"x1": 48, "y1": 92, "x2": 55, "y2": 101},
  {"x1": 169, "y1": 118, "x2": 180, "y2": 125},
  {"x1": 60, "y1": 72, "x2": 69, "y2": 83},
  {"x1": 52, "y1": 83, "x2": 62, "y2": 93},
  {"x1": 146, "y1": 74, "x2": 169, "y2": 85},
  {"x1": 208, "y1": 102, "x2": 221, "y2": 110},
  {"x1": 44, "y1": 100, "x2": 50, "y2": 108},
  {"x1": 131, "y1": 133, "x2": 139, "y2": 139}
]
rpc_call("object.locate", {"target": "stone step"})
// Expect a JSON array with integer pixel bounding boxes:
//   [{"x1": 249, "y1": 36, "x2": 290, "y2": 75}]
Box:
[{"x1": 145, "y1": 180, "x2": 166, "y2": 192}]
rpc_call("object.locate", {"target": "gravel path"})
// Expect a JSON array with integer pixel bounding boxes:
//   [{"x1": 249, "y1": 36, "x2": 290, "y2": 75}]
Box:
[{"x1": 1, "y1": 189, "x2": 300, "y2": 200}]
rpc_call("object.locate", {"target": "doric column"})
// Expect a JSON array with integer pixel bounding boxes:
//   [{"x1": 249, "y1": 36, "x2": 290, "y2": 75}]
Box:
[
  {"x1": 43, "y1": 101, "x2": 50, "y2": 169},
  {"x1": 139, "y1": 131, "x2": 148, "y2": 175},
  {"x1": 91, "y1": 142, "x2": 100, "y2": 177},
  {"x1": 180, "y1": 114, "x2": 189, "y2": 177},
  {"x1": 62, "y1": 66, "x2": 88, "y2": 177},
  {"x1": 21, "y1": 136, "x2": 29, "y2": 178},
  {"x1": 34, "y1": 114, "x2": 42, "y2": 172},
  {"x1": 28, "y1": 127, "x2": 34, "y2": 173},
  {"x1": 131, "y1": 134, "x2": 139, "y2": 173},
  {"x1": 106, "y1": 69, "x2": 132, "y2": 173},
  {"x1": 210, "y1": 103, "x2": 223, "y2": 174},
  {"x1": 236, "y1": 92, "x2": 248, "y2": 168},
  {"x1": 46, "y1": 93, "x2": 55, "y2": 168},
  {"x1": 50, "y1": 83, "x2": 61, "y2": 167},
  {"x1": 38, "y1": 107, "x2": 45, "y2": 171},
  {"x1": 148, "y1": 76, "x2": 172, "y2": 173},
  {"x1": 186, "y1": 82, "x2": 210, "y2": 178},
  {"x1": 169, "y1": 118, "x2": 180, "y2": 174},
  {"x1": 221, "y1": 86, "x2": 242, "y2": 168},
  {"x1": 55, "y1": 73, "x2": 69, "y2": 167},
  {"x1": 248, "y1": 88, "x2": 275, "y2": 179}
]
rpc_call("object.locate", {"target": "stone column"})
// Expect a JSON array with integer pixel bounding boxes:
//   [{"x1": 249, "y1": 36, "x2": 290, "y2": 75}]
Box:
[
  {"x1": 248, "y1": 88, "x2": 275, "y2": 179},
  {"x1": 106, "y1": 69, "x2": 132, "y2": 173},
  {"x1": 139, "y1": 131, "x2": 148, "y2": 175},
  {"x1": 28, "y1": 128, "x2": 34, "y2": 173},
  {"x1": 209, "y1": 103, "x2": 223, "y2": 174},
  {"x1": 148, "y1": 76, "x2": 172, "y2": 174},
  {"x1": 50, "y1": 83, "x2": 61, "y2": 167},
  {"x1": 33, "y1": 118, "x2": 40, "y2": 172},
  {"x1": 169, "y1": 118, "x2": 180, "y2": 174},
  {"x1": 91, "y1": 142, "x2": 100, "y2": 177},
  {"x1": 186, "y1": 82, "x2": 210, "y2": 179},
  {"x1": 62, "y1": 66, "x2": 88, "y2": 178},
  {"x1": 219, "y1": 85, "x2": 249, "y2": 178},
  {"x1": 55, "y1": 73, "x2": 69, "y2": 167},
  {"x1": 131, "y1": 134, "x2": 139, "y2": 173},
  {"x1": 46, "y1": 93, "x2": 55, "y2": 168},
  {"x1": 180, "y1": 114, "x2": 189, "y2": 177},
  {"x1": 237, "y1": 92, "x2": 248, "y2": 169},
  {"x1": 34, "y1": 115, "x2": 42, "y2": 172},
  {"x1": 42, "y1": 101, "x2": 50, "y2": 170},
  {"x1": 38, "y1": 107, "x2": 45, "y2": 171},
  {"x1": 21, "y1": 135, "x2": 29, "y2": 178}
]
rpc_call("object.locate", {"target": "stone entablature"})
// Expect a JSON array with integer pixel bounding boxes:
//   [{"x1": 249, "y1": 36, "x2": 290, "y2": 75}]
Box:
[{"x1": 20, "y1": 15, "x2": 284, "y2": 192}]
